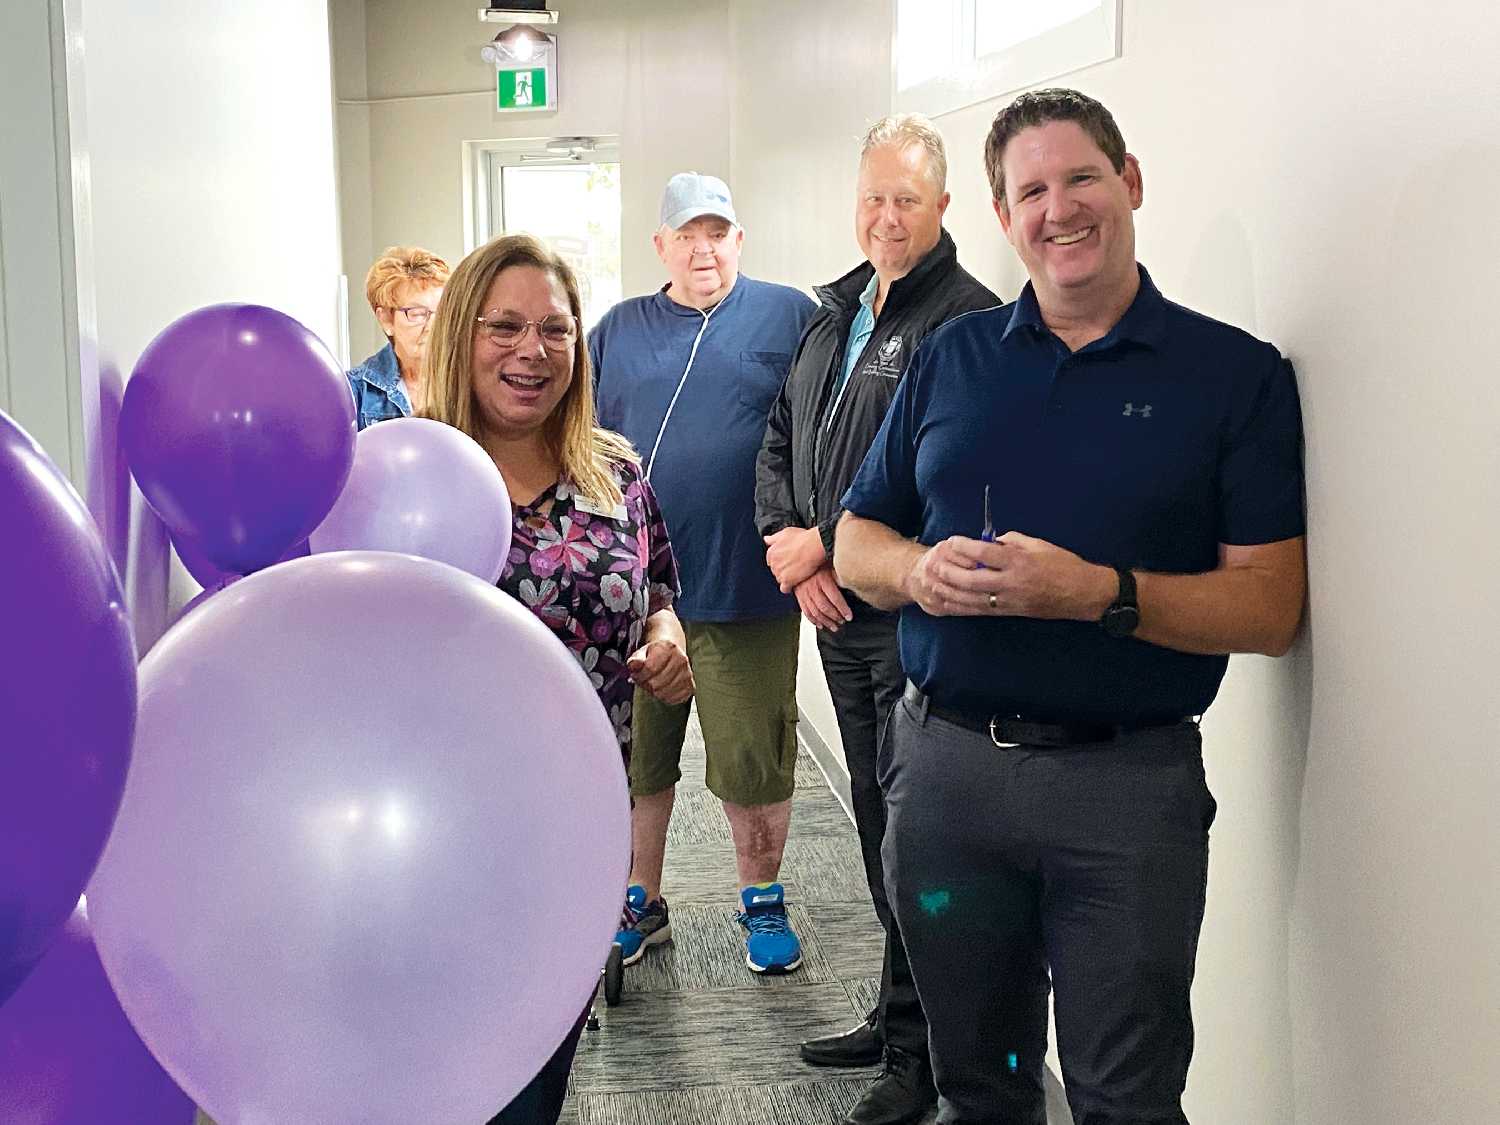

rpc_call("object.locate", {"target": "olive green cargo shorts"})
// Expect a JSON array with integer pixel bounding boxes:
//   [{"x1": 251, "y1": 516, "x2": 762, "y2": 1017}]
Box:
[{"x1": 630, "y1": 614, "x2": 799, "y2": 806}]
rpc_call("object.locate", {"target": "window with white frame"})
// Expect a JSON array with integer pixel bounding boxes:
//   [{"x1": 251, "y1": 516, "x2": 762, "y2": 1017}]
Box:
[
  {"x1": 895, "y1": 0, "x2": 1121, "y2": 117},
  {"x1": 465, "y1": 137, "x2": 622, "y2": 331}
]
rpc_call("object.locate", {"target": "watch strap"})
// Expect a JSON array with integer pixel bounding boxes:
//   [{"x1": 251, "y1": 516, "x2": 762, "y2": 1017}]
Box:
[{"x1": 1099, "y1": 566, "x2": 1140, "y2": 638}]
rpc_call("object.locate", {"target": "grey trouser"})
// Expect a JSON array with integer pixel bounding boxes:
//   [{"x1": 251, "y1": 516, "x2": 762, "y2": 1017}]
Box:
[{"x1": 880, "y1": 691, "x2": 1215, "y2": 1125}]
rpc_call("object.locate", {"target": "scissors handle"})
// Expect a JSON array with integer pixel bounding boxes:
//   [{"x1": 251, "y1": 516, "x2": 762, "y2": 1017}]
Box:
[{"x1": 977, "y1": 484, "x2": 995, "y2": 572}]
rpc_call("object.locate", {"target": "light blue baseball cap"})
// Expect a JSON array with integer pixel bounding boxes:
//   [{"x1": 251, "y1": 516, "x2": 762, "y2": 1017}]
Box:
[{"x1": 659, "y1": 171, "x2": 738, "y2": 230}]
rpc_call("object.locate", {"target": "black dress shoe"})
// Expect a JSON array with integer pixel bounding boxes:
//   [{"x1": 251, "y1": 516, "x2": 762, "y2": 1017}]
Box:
[
  {"x1": 800, "y1": 1010, "x2": 883, "y2": 1067},
  {"x1": 844, "y1": 1049, "x2": 937, "y2": 1125}
]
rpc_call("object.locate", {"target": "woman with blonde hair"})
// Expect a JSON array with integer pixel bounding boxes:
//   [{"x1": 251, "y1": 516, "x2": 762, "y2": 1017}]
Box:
[
  {"x1": 424, "y1": 233, "x2": 692, "y2": 1123},
  {"x1": 348, "y1": 245, "x2": 449, "y2": 428}
]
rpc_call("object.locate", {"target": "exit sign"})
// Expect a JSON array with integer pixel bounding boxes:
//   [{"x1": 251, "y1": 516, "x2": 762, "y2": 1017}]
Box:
[
  {"x1": 490, "y1": 32, "x2": 557, "y2": 113},
  {"x1": 498, "y1": 67, "x2": 549, "y2": 111}
]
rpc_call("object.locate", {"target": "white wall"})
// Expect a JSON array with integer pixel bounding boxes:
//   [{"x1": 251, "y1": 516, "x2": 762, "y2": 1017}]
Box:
[
  {"x1": 331, "y1": 0, "x2": 373, "y2": 366},
  {"x1": 927, "y1": 3, "x2": 1498, "y2": 1122},
  {"x1": 77, "y1": 0, "x2": 345, "y2": 645},
  {"x1": 726, "y1": 0, "x2": 894, "y2": 290},
  {"x1": 83, "y1": 1, "x2": 343, "y2": 365}
]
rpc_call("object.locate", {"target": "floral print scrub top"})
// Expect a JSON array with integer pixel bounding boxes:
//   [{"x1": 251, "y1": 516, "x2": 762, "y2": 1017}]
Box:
[{"x1": 497, "y1": 457, "x2": 679, "y2": 767}]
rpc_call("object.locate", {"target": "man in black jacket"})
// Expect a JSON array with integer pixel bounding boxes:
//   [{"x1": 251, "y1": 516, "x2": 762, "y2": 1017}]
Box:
[{"x1": 754, "y1": 114, "x2": 999, "y2": 1125}]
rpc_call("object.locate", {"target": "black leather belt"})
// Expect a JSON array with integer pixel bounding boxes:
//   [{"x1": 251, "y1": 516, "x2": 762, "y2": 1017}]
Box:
[{"x1": 902, "y1": 681, "x2": 1192, "y2": 749}]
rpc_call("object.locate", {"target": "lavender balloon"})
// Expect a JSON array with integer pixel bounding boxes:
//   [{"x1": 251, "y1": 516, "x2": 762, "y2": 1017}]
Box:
[
  {"x1": 88, "y1": 552, "x2": 629, "y2": 1124},
  {"x1": 120, "y1": 304, "x2": 355, "y2": 575},
  {"x1": 0, "y1": 408, "x2": 136, "y2": 1005},
  {"x1": 0, "y1": 905, "x2": 195, "y2": 1124},
  {"x1": 310, "y1": 418, "x2": 512, "y2": 582}
]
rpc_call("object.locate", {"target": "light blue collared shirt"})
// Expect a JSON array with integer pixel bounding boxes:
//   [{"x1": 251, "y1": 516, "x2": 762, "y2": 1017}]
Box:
[{"x1": 827, "y1": 273, "x2": 879, "y2": 430}]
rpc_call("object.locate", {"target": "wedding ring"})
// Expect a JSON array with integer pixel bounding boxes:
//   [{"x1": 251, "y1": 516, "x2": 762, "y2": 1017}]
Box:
[{"x1": 987, "y1": 593, "x2": 998, "y2": 610}]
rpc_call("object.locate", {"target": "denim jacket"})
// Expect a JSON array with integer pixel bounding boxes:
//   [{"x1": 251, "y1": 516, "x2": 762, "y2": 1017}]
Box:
[{"x1": 346, "y1": 342, "x2": 411, "y2": 431}]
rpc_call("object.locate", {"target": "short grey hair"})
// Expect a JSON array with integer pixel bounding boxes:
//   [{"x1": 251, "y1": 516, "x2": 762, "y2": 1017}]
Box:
[{"x1": 860, "y1": 113, "x2": 948, "y2": 192}]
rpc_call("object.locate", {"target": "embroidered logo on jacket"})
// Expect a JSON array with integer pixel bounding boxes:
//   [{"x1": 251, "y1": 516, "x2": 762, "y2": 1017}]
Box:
[
  {"x1": 1122, "y1": 402, "x2": 1153, "y2": 418},
  {"x1": 865, "y1": 334, "x2": 905, "y2": 378}
]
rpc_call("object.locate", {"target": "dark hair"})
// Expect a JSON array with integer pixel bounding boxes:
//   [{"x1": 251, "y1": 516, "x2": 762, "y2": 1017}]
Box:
[{"x1": 983, "y1": 88, "x2": 1127, "y2": 208}]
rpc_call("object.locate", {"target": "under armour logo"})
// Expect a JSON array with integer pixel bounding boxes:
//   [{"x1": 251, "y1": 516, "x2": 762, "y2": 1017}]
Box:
[{"x1": 1122, "y1": 402, "x2": 1153, "y2": 418}]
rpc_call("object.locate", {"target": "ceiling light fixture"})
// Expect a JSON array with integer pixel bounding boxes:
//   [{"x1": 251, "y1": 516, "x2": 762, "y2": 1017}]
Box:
[
  {"x1": 481, "y1": 24, "x2": 550, "y2": 65},
  {"x1": 478, "y1": 2, "x2": 558, "y2": 26}
]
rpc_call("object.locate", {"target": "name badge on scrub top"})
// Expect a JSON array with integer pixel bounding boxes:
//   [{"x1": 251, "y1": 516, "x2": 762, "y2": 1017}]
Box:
[{"x1": 573, "y1": 494, "x2": 628, "y2": 522}]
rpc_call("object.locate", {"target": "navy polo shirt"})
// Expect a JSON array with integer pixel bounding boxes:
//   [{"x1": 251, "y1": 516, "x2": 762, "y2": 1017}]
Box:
[{"x1": 841, "y1": 266, "x2": 1304, "y2": 725}]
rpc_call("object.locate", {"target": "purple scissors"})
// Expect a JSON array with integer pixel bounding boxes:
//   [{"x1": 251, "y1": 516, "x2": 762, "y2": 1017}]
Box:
[{"x1": 976, "y1": 484, "x2": 997, "y2": 571}]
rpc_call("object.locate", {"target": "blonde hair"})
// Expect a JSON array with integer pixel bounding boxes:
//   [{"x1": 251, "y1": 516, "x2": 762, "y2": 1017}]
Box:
[
  {"x1": 861, "y1": 113, "x2": 948, "y2": 192},
  {"x1": 420, "y1": 234, "x2": 636, "y2": 508},
  {"x1": 364, "y1": 246, "x2": 451, "y2": 312}
]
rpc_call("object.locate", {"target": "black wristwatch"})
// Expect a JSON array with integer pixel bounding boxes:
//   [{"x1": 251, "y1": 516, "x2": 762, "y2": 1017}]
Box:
[{"x1": 1100, "y1": 567, "x2": 1140, "y2": 638}]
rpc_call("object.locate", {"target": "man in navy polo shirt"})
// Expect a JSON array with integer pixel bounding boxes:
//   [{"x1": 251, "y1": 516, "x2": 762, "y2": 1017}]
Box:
[{"x1": 835, "y1": 89, "x2": 1306, "y2": 1125}]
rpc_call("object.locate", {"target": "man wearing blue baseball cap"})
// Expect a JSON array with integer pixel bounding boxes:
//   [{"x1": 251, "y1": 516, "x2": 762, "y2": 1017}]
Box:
[{"x1": 591, "y1": 173, "x2": 816, "y2": 979}]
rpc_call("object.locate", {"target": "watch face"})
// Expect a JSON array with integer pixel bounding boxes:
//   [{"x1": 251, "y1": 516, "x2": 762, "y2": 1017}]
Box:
[{"x1": 1103, "y1": 605, "x2": 1140, "y2": 639}]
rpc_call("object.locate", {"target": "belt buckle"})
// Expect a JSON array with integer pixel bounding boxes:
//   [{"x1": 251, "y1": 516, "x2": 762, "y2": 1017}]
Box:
[{"x1": 988, "y1": 716, "x2": 1020, "y2": 750}]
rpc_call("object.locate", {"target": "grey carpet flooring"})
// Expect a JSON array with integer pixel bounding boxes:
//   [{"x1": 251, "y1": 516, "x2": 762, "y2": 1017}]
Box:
[{"x1": 560, "y1": 712, "x2": 915, "y2": 1124}]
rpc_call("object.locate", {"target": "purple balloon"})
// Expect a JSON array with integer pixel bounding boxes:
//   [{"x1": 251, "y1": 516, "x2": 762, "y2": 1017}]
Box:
[
  {"x1": 168, "y1": 529, "x2": 227, "y2": 588},
  {"x1": 309, "y1": 418, "x2": 512, "y2": 582},
  {"x1": 171, "y1": 531, "x2": 309, "y2": 589},
  {"x1": 120, "y1": 304, "x2": 355, "y2": 575},
  {"x1": 0, "y1": 409, "x2": 136, "y2": 1005},
  {"x1": 88, "y1": 552, "x2": 629, "y2": 1124},
  {"x1": 0, "y1": 905, "x2": 195, "y2": 1124}
]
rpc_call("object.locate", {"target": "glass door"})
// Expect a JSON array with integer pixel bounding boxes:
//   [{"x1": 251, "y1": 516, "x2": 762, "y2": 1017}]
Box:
[{"x1": 473, "y1": 139, "x2": 621, "y2": 331}]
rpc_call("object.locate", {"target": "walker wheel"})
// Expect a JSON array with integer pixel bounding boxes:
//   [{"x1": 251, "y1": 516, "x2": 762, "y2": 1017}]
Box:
[{"x1": 603, "y1": 942, "x2": 624, "y2": 1006}]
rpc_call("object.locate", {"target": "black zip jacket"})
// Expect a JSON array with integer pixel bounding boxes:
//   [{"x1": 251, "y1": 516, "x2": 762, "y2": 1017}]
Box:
[{"x1": 754, "y1": 229, "x2": 1000, "y2": 561}]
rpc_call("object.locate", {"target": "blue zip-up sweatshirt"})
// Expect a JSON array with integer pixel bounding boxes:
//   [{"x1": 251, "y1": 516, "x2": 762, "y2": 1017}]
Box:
[{"x1": 590, "y1": 277, "x2": 816, "y2": 621}]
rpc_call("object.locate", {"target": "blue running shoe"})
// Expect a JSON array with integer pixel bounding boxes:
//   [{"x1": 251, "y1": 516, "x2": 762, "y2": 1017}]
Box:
[
  {"x1": 737, "y1": 883, "x2": 803, "y2": 974},
  {"x1": 615, "y1": 884, "x2": 672, "y2": 966}
]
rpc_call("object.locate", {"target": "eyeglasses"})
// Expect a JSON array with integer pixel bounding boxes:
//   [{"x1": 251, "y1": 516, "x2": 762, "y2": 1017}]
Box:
[
  {"x1": 390, "y1": 305, "x2": 435, "y2": 326},
  {"x1": 474, "y1": 313, "x2": 579, "y2": 351}
]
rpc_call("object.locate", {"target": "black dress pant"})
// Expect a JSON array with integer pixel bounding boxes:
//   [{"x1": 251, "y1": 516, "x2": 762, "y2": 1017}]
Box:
[
  {"x1": 880, "y1": 694, "x2": 1215, "y2": 1125},
  {"x1": 815, "y1": 611, "x2": 928, "y2": 1062},
  {"x1": 486, "y1": 1010, "x2": 587, "y2": 1124}
]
